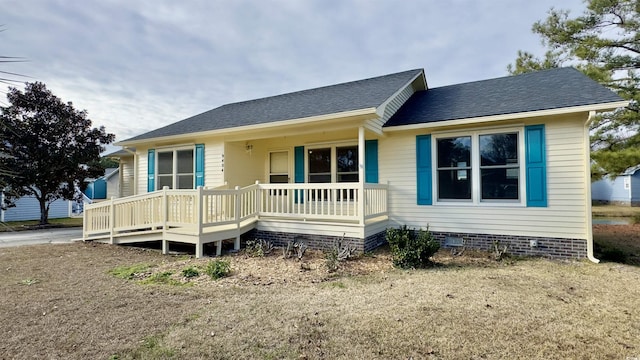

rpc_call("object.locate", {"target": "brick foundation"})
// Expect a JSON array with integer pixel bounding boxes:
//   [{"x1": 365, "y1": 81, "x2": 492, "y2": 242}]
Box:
[
  {"x1": 241, "y1": 228, "x2": 587, "y2": 259},
  {"x1": 430, "y1": 231, "x2": 587, "y2": 259},
  {"x1": 241, "y1": 229, "x2": 388, "y2": 254}
]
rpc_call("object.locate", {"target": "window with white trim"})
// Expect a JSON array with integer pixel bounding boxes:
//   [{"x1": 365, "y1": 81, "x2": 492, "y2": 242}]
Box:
[
  {"x1": 307, "y1": 145, "x2": 359, "y2": 183},
  {"x1": 269, "y1": 151, "x2": 289, "y2": 183},
  {"x1": 435, "y1": 130, "x2": 522, "y2": 203},
  {"x1": 437, "y1": 136, "x2": 472, "y2": 200},
  {"x1": 156, "y1": 148, "x2": 194, "y2": 189},
  {"x1": 479, "y1": 133, "x2": 519, "y2": 200}
]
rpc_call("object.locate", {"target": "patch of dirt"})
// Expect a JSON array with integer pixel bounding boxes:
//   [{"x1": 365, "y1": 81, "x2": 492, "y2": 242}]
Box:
[
  {"x1": 593, "y1": 223, "x2": 640, "y2": 265},
  {"x1": 146, "y1": 248, "x2": 395, "y2": 287},
  {"x1": 141, "y1": 246, "x2": 505, "y2": 288},
  {"x1": 593, "y1": 223, "x2": 640, "y2": 238}
]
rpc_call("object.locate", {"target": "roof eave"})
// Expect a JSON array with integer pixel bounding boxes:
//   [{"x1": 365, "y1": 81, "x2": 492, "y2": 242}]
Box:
[
  {"x1": 383, "y1": 100, "x2": 630, "y2": 132},
  {"x1": 115, "y1": 107, "x2": 379, "y2": 146}
]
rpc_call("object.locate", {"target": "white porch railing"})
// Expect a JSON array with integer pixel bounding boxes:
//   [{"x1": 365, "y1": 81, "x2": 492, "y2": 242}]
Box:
[{"x1": 83, "y1": 182, "x2": 387, "y2": 240}]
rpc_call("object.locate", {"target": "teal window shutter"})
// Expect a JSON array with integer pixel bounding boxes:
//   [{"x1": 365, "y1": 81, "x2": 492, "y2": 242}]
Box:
[
  {"x1": 195, "y1": 144, "x2": 205, "y2": 187},
  {"x1": 294, "y1": 146, "x2": 304, "y2": 203},
  {"x1": 147, "y1": 149, "x2": 155, "y2": 192},
  {"x1": 294, "y1": 146, "x2": 304, "y2": 183},
  {"x1": 525, "y1": 125, "x2": 547, "y2": 207},
  {"x1": 416, "y1": 135, "x2": 432, "y2": 205},
  {"x1": 365, "y1": 140, "x2": 379, "y2": 183}
]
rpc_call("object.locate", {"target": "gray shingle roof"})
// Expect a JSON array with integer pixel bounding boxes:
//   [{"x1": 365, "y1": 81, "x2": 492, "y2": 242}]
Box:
[
  {"x1": 123, "y1": 69, "x2": 423, "y2": 143},
  {"x1": 384, "y1": 67, "x2": 624, "y2": 127}
]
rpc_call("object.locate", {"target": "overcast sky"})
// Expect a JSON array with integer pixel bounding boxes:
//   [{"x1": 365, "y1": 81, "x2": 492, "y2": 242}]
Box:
[{"x1": 2, "y1": 0, "x2": 586, "y2": 147}]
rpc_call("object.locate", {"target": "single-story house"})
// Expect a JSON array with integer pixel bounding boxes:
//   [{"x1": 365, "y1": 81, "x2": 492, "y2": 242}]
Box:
[
  {"x1": 83, "y1": 67, "x2": 626, "y2": 262},
  {"x1": 84, "y1": 168, "x2": 119, "y2": 200},
  {"x1": 102, "y1": 149, "x2": 136, "y2": 199},
  {"x1": 592, "y1": 165, "x2": 640, "y2": 206}
]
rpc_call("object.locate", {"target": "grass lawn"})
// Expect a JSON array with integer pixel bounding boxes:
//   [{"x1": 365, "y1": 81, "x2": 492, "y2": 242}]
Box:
[
  {"x1": 592, "y1": 204, "x2": 640, "y2": 218},
  {"x1": 0, "y1": 217, "x2": 83, "y2": 232},
  {"x1": 1, "y1": 238, "x2": 639, "y2": 359}
]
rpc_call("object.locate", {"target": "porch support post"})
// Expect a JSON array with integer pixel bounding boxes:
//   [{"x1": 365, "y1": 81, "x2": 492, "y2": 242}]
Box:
[
  {"x1": 196, "y1": 186, "x2": 205, "y2": 258},
  {"x1": 196, "y1": 243, "x2": 204, "y2": 258},
  {"x1": 358, "y1": 126, "x2": 365, "y2": 225},
  {"x1": 109, "y1": 197, "x2": 115, "y2": 244},
  {"x1": 162, "y1": 239, "x2": 169, "y2": 255},
  {"x1": 234, "y1": 186, "x2": 241, "y2": 250},
  {"x1": 81, "y1": 197, "x2": 87, "y2": 241},
  {"x1": 161, "y1": 186, "x2": 168, "y2": 253}
]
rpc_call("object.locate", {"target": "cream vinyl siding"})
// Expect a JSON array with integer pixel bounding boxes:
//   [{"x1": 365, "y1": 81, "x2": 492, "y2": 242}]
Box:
[
  {"x1": 257, "y1": 219, "x2": 365, "y2": 239},
  {"x1": 136, "y1": 149, "x2": 148, "y2": 194},
  {"x1": 224, "y1": 141, "x2": 266, "y2": 187},
  {"x1": 120, "y1": 157, "x2": 135, "y2": 197},
  {"x1": 204, "y1": 140, "x2": 224, "y2": 187},
  {"x1": 379, "y1": 113, "x2": 589, "y2": 240}
]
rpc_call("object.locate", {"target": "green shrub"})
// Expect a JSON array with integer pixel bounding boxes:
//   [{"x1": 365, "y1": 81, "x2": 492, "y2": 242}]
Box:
[
  {"x1": 140, "y1": 271, "x2": 182, "y2": 286},
  {"x1": 386, "y1": 225, "x2": 439, "y2": 269},
  {"x1": 181, "y1": 266, "x2": 200, "y2": 278},
  {"x1": 205, "y1": 259, "x2": 231, "y2": 280}
]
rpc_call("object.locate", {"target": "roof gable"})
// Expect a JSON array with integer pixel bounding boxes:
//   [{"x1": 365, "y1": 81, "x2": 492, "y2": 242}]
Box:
[
  {"x1": 384, "y1": 67, "x2": 624, "y2": 127},
  {"x1": 122, "y1": 69, "x2": 423, "y2": 143}
]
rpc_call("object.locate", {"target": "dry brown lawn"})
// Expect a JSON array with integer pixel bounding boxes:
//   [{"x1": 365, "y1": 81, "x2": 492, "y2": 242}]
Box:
[
  {"x1": 1, "y1": 233, "x2": 640, "y2": 359},
  {"x1": 592, "y1": 204, "x2": 640, "y2": 218}
]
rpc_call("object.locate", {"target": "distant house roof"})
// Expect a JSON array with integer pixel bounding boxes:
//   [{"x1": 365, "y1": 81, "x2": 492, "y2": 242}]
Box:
[
  {"x1": 622, "y1": 165, "x2": 640, "y2": 176},
  {"x1": 85, "y1": 168, "x2": 119, "y2": 183},
  {"x1": 104, "y1": 148, "x2": 134, "y2": 157},
  {"x1": 385, "y1": 67, "x2": 624, "y2": 127},
  {"x1": 103, "y1": 168, "x2": 119, "y2": 180},
  {"x1": 121, "y1": 69, "x2": 424, "y2": 143}
]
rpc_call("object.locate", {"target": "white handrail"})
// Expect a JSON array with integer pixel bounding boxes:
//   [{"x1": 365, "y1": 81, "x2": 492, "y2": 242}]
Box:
[{"x1": 82, "y1": 183, "x2": 388, "y2": 240}]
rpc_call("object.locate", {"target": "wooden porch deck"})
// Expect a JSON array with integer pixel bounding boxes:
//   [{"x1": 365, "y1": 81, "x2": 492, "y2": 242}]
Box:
[{"x1": 83, "y1": 182, "x2": 388, "y2": 257}]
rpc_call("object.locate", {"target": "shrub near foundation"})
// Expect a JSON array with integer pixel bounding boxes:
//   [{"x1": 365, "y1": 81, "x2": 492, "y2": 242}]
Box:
[
  {"x1": 386, "y1": 225, "x2": 439, "y2": 269},
  {"x1": 205, "y1": 259, "x2": 231, "y2": 280}
]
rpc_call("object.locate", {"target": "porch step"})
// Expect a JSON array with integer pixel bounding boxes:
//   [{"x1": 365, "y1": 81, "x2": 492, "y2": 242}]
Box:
[{"x1": 83, "y1": 229, "x2": 165, "y2": 244}]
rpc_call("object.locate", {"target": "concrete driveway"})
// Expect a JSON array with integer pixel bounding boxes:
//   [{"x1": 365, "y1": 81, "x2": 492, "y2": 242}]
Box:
[{"x1": 0, "y1": 227, "x2": 83, "y2": 248}]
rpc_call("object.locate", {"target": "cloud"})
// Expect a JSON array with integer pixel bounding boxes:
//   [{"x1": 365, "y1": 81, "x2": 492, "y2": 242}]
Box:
[{"x1": 2, "y1": 0, "x2": 586, "y2": 142}]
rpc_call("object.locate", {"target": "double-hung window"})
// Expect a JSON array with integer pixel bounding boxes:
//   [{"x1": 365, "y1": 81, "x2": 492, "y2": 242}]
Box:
[
  {"x1": 148, "y1": 144, "x2": 204, "y2": 192},
  {"x1": 156, "y1": 148, "x2": 195, "y2": 190},
  {"x1": 435, "y1": 130, "x2": 522, "y2": 204},
  {"x1": 437, "y1": 136, "x2": 472, "y2": 200},
  {"x1": 479, "y1": 133, "x2": 519, "y2": 200}
]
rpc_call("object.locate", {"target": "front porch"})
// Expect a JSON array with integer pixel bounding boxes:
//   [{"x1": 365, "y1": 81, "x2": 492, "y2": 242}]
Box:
[{"x1": 82, "y1": 182, "x2": 388, "y2": 257}]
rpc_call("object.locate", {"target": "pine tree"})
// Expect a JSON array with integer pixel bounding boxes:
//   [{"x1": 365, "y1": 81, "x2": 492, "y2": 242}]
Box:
[{"x1": 508, "y1": 0, "x2": 640, "y2": 178}]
